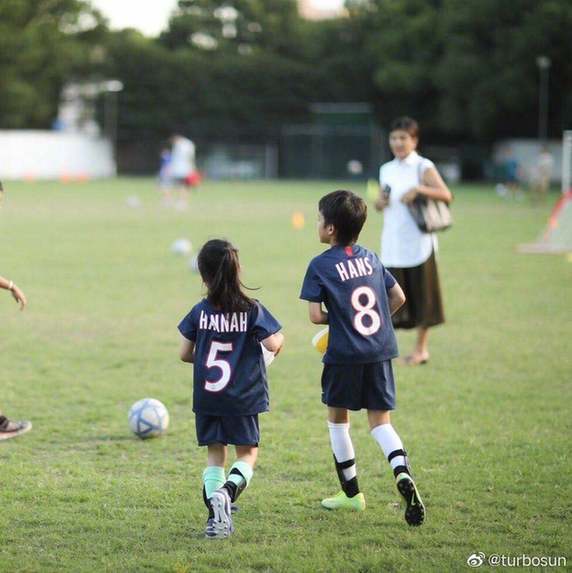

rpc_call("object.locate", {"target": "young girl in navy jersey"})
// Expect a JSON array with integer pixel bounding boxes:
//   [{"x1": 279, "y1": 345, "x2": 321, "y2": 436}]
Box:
[{"x1": 178, "y1": 239, "x2": 284, "y2": 539}]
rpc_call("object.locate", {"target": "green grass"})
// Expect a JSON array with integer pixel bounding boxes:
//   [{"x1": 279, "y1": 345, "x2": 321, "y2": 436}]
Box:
[{"x1": 0, "y1": 179, "x2": 570, "y2": 572}]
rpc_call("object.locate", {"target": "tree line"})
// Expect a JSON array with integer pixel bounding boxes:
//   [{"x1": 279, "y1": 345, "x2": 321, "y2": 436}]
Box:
[{"x1": 1, "y1": 0, "x2": 570, "y2": 144}]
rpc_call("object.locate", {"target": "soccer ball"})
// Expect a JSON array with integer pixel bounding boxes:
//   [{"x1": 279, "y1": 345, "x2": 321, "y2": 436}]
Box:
[
  {"x1": 126, "y1": 195, "x2": 142, "y2": 208},
  {"x1": 347, "y1": 159, "x2": 363, "y2": 175},
  {"x1": 128, "y1": 398, "x2": 169, "y2": 439},
  {"x1": 171, "y1": 238, "x2": 192, "y2": 256}
]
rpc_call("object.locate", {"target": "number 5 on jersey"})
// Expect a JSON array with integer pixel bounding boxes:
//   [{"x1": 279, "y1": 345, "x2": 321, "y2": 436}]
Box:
[{"x1": 205, "y1": 341, "x2": 233, "y2": 392}]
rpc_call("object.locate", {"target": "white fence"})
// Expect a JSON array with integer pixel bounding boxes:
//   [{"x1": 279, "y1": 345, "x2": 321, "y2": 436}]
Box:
[{"x1": 0, "y1": 131, "x2": 116, "y2": 180}]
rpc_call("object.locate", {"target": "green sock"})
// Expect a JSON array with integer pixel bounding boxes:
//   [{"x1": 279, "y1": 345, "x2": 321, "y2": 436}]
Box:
[
  {"x1": 203, "y1": 466, "x2": 226, "y2": 499},
  {"x1": 227, "y1": 460, "x2": 254, "y2": 490}
]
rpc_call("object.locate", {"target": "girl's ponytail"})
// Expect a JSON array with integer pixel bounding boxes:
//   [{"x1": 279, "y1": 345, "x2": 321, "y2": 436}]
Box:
[{"x1": 197, "y1": 239, "x2": 254, "y2": 313}]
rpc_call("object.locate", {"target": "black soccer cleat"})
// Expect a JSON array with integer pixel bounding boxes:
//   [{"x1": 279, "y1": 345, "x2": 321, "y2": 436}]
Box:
[{"x1": 396, "y1": 473, "x2": 425, "y2": 526}]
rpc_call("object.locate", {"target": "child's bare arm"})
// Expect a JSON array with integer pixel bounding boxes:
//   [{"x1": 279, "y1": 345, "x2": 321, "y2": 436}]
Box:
[
  {"x1": 0, "y1": 275, "x2": 27, "y2": 310},
  {"x1": 261, "y1": 332, "x2": 284, "y2": 355},
  {"x1": 387, "y1": 283, "x2": 406, "y2": 316},
  {"x1": 308, "y1": 302, "x2": 328, "y2": 325},
  {"x1": 179, "y1": 336, "x2": 195, "y2": 363}
]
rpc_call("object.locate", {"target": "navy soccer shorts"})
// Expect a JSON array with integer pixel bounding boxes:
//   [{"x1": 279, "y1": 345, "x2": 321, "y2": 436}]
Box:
[
  {"x1": 321, "y1": 360, "x2": 396, "y2": 411},
  {"x1": 195, "y1": 413, "x2": 260, "y2": 447}
]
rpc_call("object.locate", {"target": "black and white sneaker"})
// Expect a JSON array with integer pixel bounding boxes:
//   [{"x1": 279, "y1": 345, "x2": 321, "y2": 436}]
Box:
[
  {"x1": 209, "y1": 488, "x2": 234, "y2": 539},
  {"x1": 0, "y1": 416, "x2": 32, "y2": 441},
  {"x1": 396, "y1": 473, "x2": 425, "y2": 526}
]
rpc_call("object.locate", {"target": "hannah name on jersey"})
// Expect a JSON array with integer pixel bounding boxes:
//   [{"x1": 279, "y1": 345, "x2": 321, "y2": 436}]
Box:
[{"x1": 179, "y1": 300, "x2": 281, "y2": 416}]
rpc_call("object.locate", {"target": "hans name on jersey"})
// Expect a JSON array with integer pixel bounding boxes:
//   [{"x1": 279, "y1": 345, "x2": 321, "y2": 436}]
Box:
[
  {"x1": 199, "y1": 310, "x2": 248, "y2": 333},
  {"x1": 335, "y1": 257, "x2": 374, "y2": 282}
]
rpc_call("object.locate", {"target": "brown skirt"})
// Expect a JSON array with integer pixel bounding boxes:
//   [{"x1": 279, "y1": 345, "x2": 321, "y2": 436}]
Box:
[{"x1": 388, "y1": 251, "x2": 445, "y2": 329}]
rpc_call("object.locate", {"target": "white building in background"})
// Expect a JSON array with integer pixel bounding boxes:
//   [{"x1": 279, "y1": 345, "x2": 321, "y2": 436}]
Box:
[
  {"x1": 56, "y1": 82, "x2": 101, "y2": 136},
  {"x1": 0, "y1": 81, "x2": 119, "y2": 180},
  {"x1": 0, "y1": 131, "x2": 115, "y2": 180}
]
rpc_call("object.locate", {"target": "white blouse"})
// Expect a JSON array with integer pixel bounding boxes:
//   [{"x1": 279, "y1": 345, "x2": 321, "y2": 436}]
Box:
[{"x1": 379, "y1": 151, "x2": 437, "y2": 268}]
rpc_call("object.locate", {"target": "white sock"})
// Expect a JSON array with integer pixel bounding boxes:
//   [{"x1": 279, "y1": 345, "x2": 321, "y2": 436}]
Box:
[
  {"x1": 370, "y1": 424, "x2": 407, "y2": 471},
  {"x1": 328, "y1": 421, "x2": 356, "y2": 480}
]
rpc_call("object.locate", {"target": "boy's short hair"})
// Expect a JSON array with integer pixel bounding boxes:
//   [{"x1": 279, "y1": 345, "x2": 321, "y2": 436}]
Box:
[{"x1": 319, "y1": 190, "x2": 367, "y2": 246}]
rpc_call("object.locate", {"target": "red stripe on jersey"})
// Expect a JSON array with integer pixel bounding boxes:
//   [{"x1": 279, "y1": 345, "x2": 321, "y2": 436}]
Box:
[{"x1": 345, "y1": 246, "x2": 353, "y2": 256}]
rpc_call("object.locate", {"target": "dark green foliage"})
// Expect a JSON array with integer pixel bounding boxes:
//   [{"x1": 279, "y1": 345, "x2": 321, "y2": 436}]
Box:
[
  {"x1": 0, "y1": 0, "x2": 107, "y2": 128},
  {"x1": 349, "y1": 0, "x2": 572, "y2": 140},
  {"x1": 1, "y1": 0, "x2": 570, "y2": 141}
]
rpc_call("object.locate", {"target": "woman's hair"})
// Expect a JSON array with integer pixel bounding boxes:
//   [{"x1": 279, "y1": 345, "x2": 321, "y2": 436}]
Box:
[
  {"x1": 390, "y1": 116, "x2": 419, "y2": 139},
  {"x1": 197, "y1": 239, "x2": 254, "y2": 312}
]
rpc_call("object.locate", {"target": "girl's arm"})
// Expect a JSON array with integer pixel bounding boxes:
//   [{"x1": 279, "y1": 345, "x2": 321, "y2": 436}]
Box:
[
  {"x1": 0, "y1": 275, "x2": 27, "y2": 310},
  {"x1": 387, "y1": 283, "x2": 406, "y2": 316},
  {"x1": 308, "y1": 302, "x2": 328, "y2": 325},
  {"x1": 179, "y1": 336, "x2": 195, "y2": 363},
  {"x1": 261, "y1": 332, "x2": 284, "y2": 355},
  {"x1": 402, "y1": 166, "x2": 453, "y2": 205}
]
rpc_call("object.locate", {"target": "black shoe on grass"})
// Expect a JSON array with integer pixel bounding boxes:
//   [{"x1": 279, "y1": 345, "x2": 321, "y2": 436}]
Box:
[
  {"x1": 0, "y1": 416, "x2": 32, "y2": 441},
  {"x1": 396, "y1": 473, "x2": 425, "y2": 526}
]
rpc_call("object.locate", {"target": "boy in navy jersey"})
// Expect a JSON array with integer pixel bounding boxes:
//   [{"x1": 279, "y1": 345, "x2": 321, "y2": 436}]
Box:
[
  {"x1": 179, "y1": 239, "x2": 284, "y2": 539},
  {"x1": 300, "y1": 190, "x2": 425, "y2": 526}
]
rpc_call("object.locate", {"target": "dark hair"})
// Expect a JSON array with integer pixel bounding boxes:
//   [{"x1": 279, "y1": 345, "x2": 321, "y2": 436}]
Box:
[
  {"x1": 390, "y1": 116, "x2": 419, "y2": 139},
  {"x1": 197, "y1": 239, "x2": 254, "y2": 312},
  {"x1": 318, "y1": 190, "x2": 367, "y2": 246}
]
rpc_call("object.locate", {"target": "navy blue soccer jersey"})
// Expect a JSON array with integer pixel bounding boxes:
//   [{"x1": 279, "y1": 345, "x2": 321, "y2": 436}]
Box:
[
  {"x1": 300, "y1": 244, "x2": 399, "y2": 364},
  {"x1": 178, "y1": 299, "x2": 281, "y2": 416}
]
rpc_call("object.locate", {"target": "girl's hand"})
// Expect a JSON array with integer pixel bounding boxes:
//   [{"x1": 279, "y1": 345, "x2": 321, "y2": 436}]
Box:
[
  {"x1": 401, "y1": 187, "x2": 419, "y2": 204},
  {"x1": 10, "y1": 285, "x2": 27, "y2": 310}
]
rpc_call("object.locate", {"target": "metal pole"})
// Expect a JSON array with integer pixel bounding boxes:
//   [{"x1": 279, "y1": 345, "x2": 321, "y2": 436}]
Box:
[
  {"x1": 562, "y1": 130, "x2": 572, "y2": 194},
  {"x1": 102, "y1": 80, "x2": 123, "y2": 172},
  {"x1": 536, "y1": 56, "x2": 551, "y2": 142}
]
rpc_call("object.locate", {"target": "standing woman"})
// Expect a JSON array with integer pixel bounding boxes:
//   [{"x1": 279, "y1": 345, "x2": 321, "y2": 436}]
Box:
[{"x1": 375, "y1": 117, "x2": 452, "y2": 365}]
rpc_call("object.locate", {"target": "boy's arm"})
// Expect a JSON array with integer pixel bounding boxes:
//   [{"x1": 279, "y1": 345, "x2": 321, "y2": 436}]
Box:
[
  {"x1": 179, "y1": 336, "x2": 195, "y2": 363},
  {"x1": 387, "y1": 283, "x2": 406, "y2": 316},
  {"x1": 261, "y1": 332, "x2": 284, "y2": 355},
  {"x1": 308, "y1": 302, "x2": 328, "y2": 325}
]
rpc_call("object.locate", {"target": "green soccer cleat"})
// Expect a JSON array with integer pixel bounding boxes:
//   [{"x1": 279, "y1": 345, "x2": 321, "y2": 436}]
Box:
[
  {"x1": 395, "y1": 473, "x2": 425, "y2": 526},
  {"x1": 321, "y1": 491, "x2": 366, "y2": 511}
]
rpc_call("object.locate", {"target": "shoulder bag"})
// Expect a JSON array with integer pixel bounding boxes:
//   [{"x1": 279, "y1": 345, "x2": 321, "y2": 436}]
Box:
[{"x1": 408, "y1": 161, "x2": 452, "y2": 233}]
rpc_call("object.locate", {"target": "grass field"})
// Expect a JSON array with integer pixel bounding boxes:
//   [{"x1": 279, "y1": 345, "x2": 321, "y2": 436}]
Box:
[{"x1": 0, "y1": 179, "x2": 570, "y2": 572}]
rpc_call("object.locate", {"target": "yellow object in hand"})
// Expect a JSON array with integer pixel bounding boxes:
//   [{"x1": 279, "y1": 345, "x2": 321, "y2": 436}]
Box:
[{"x1": 312, "y1": 327, "x2": 329, "y2": 354}]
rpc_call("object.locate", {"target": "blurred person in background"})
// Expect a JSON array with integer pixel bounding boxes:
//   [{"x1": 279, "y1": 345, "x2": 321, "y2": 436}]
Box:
[
  {"x1": 532, "y1": 146, "x2": 554, "y2": 202},
  {"x1": 375, "y1": 117, "x2": 452, "y2": 366},
  {"x1": 170, "y1": 133, "x2": 198, "y2": 208},
  {"x1": 0, "y1": 182, "x2": 31, "y2": 440},
  {"x1": 157, "y1": 144, "x2": 173, "y2": 205},
  {"x1": 502, "y1": 147, "x2": 522, "y2": 199}
]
